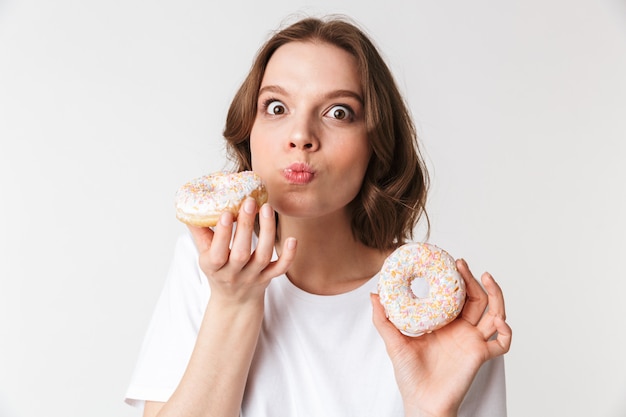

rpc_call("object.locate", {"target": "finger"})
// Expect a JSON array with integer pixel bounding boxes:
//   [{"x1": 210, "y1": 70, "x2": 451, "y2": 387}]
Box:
[
  {"x1": 186, "y1": 224, "x2": 214, "y2": 254},
  {"x1": 486, "y1": 316, "x2": 512, "y2": 357},
  {"x1": 457, "y1": 259, "x2": 488, "y2": 325},
  {"x1": 228, "y1": 198, "x2": 257, "y2": 268},
  {"x1": 370, "y1": 293, "x2": 407, "y2": 349},
  {"x1": 205, "y1": 211, "x2": 234, "y2": 270},
  {"x1": 481, "y1": 272, "x2": 506, "y2": 320},
  {"x1": 261, "y1": 237, "x2": 297, "y2": 280},
  {"x1": 249, "y1": 203, "x2": 276, "y2": 270},
  {"x1": 477, "y1": 272, "x2": 508, "y2": 338}
]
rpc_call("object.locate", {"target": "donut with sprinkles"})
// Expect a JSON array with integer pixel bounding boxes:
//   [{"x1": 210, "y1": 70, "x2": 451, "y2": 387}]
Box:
[
  {"x1": 175, "y1": 171, "x2": 268, "y2": 227},
  {"x1": 377, "y1": 243, "x2": 466, "y2": 336}
]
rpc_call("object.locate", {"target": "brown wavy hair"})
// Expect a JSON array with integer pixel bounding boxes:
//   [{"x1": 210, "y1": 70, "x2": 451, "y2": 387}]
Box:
[{"x1": 223, "y1": 16, "x2": 430, "y2": 250}]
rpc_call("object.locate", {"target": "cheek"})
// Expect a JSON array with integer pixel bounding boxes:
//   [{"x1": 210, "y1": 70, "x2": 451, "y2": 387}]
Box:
[
  {"x1": 249, "y1": 126, "x2": 265, "y2": 171},
  {"x1": 249, "y1": 137, "x2": 277, "y2": 176},
  {"x1": 249, "y1": 144, "x2": 262, "y2": 172},
  {"x1": 354, "y1": 148, "x2": 373, "y2": 188},
  {"x1": 342, "y1": 141, "x2": 372, "y2": 175},
  {"x1": 338, "y1": 147, "x2": 371, "y2": 195}
]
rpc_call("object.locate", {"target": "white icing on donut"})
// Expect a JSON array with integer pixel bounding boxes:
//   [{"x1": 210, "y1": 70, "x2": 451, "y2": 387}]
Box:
[
  {"x1": 175, "y1": 171, "x2": 267, "y2": 227},
  {"x1": 377, "y1": 243, "x2": 466, "y2": 336}
]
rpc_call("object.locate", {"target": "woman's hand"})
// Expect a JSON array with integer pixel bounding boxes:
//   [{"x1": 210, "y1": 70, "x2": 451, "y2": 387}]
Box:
[
  {"x1": 371, "y1": 259, "x2": 512, "y2": 417},
  {"x1": 187, "y1": 198, "x2": 297, "y2": 304},
  {"x1": 150, "y1": 199, "x2": 297, "y2": 417}
]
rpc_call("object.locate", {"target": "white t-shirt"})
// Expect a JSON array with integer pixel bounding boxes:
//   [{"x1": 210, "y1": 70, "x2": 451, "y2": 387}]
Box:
[{"x1": 125, "y1": 232, "x2": 507, "y2": 416}]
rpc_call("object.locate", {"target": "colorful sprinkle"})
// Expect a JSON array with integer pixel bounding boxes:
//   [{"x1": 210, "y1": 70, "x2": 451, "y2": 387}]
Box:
[
  {"x1": 377, "y1": 243, "x2": 466, "y2": 336},
  {"x1": 174, "y1": 171, "x2": 267, "y2": 226}
]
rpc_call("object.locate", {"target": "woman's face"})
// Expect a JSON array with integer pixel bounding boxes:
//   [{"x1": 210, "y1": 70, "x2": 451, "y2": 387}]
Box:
[{"x1": 250, "y1": 41, "x2": 371, "y2": 220}]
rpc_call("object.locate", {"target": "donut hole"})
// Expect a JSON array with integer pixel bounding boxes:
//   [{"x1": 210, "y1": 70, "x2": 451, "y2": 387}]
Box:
[{"x1": 410, "y1": 277, "x2": 430, "y2": 299}]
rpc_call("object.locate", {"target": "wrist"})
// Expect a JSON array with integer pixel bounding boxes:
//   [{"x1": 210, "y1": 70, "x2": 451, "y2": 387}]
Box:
[
  {"x1": 207, "y1": 293, "x2": 265, "y2": 318},
  {"x1": 403, "y1": 402, "x2": 458, "y2": 417}
]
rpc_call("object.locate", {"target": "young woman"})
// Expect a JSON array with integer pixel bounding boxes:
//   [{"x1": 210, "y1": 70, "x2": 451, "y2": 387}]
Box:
[{"x1": 126, "y1": 16, "x2": 512, "y2": 417}]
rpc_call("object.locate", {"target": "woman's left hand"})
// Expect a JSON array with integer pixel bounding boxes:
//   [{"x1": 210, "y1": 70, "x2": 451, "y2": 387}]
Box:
[{"x1": 371, "y1": 259, "x2": 512, "y2": 417}]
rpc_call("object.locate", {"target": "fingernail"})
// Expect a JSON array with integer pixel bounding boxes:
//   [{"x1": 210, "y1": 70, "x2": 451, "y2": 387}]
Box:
[
  {"x1": 286, "y1": 237, "x2": 297, "y2": 250},
  {"x1": 244, "y1": 198, "x2": 256, "y2": 214},
  {"x1": 261, "y1": 203, "x2": 273, "y2": 218},
  {"x1": 220, "y1": 212, "x2": 233, "y2": 226}
]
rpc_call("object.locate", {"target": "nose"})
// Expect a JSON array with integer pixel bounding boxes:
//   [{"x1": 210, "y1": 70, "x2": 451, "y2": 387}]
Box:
[{"x1": 288, "y1": 112, "x2": 320, "y2": 151}]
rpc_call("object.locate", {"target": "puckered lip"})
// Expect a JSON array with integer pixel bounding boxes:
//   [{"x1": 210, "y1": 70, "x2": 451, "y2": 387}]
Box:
[
  {"x1": 284, "y1": 162, "x2": 315, "y2": 174},
  {"x1": 283, "y1": 162, "x2": 315, "y2": 184}
]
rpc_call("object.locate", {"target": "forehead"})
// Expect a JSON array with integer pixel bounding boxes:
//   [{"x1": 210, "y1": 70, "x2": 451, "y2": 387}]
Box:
[{"x1": 261, "y1": 41, "x2": 362, "y2": 94}]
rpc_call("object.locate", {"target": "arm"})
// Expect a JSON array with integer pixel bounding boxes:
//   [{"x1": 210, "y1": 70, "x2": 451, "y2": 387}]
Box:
[
  {"x1": 145, "y1": 199, "x2": 296, "y2": 417},
  {"x1": 371, "y1": 259, "x2": 512, "y2": 417}
]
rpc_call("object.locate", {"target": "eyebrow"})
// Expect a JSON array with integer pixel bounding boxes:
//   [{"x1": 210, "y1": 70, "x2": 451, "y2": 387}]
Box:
[{"x1": 258, "y1": 85, "x2": 364, "y2": 105}]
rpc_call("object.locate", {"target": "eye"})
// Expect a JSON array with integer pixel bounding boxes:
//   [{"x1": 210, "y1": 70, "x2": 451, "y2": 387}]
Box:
[
  {"x1": 265, "y1": 100, "x2": 286, "y2": 115},
  {"x1": 326, "y1": 105, "x2": 352, "y2": 120}
]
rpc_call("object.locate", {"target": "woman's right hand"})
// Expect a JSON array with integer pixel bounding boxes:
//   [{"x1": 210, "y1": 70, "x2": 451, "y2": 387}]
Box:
[
  {"x1": 146, "y1": 199, "x2": 296, "y2": 417},
  {"x1": 187, "y1": 197, "x2": 297, "y2": 304}
]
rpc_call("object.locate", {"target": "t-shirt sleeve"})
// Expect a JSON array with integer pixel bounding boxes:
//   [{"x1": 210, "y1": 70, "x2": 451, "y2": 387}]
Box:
[
  {"x1": 459, "y1": 355, "x2": 508, "y2": 417},
  {"x1": 125, "y1": 232, "x2": 209, "y2": 409}
]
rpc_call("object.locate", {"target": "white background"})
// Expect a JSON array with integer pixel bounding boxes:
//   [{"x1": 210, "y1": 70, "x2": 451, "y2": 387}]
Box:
[{"x1": 1, "y1": 1, "x2": 625, "y2": 416}]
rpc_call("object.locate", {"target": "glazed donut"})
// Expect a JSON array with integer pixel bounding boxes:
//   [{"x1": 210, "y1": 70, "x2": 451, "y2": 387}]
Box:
[
  {"x1": 377, "y1": 243, "x2": 466, "y2": 336},
  {"x1": 175, "y1": 171, "x2": 268, "y2": 227}
]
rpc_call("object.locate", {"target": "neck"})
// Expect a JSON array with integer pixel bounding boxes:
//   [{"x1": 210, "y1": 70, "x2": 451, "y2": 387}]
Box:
[{"x1": 276, "y1": 211, "x2": 390, "y2": 295}]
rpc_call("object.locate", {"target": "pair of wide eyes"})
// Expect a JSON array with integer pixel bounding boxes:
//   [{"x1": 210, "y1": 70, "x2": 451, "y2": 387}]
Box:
[{"x1": 265, "y1": 100, "x2": 352, "y2": 120}]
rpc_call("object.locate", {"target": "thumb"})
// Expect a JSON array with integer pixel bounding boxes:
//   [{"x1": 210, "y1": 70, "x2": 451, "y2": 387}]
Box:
[
  {"x1": 370, "y1": 293, "x2": 405, "y2": 345},
  {"x1": 187, "y1": 225, "x2": 214, "y2": 254}
]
